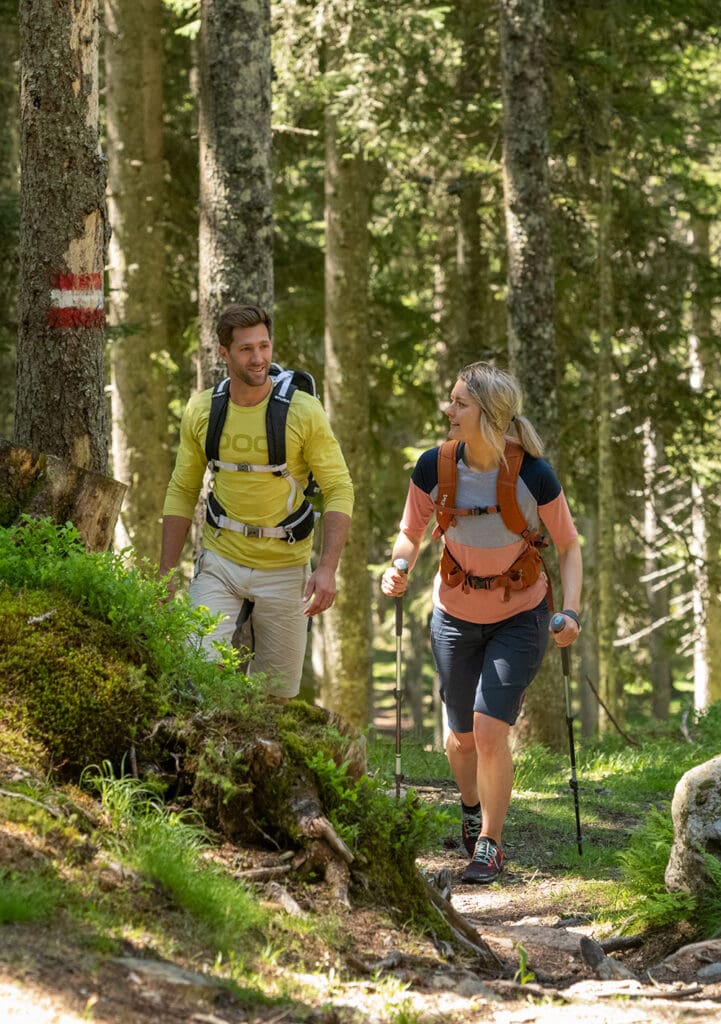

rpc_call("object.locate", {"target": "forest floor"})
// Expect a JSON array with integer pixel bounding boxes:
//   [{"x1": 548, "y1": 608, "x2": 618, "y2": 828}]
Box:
[{"x1": 2, "y1": 773, "x2": 720, "y2": 1024}]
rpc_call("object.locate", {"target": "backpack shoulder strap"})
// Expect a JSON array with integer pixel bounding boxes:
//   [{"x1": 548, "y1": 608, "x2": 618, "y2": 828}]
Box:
[
  {"x1": 205, "y1": 378, "x2": 231, "y2": 462},
  {"x1": 434, "y1": 440, "x2": 461, "y2": 535},
  {"x1": 266, "y1": 378, "x2": 295, "y2": 467},
  {"x1": 497, "y1": 439, "x2": 529, "y2": 536}
]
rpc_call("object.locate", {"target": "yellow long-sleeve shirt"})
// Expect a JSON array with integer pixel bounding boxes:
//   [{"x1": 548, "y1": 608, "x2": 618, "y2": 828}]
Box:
[{"x1": 163, "y1": 386, "x2": 354, "y2": 569}]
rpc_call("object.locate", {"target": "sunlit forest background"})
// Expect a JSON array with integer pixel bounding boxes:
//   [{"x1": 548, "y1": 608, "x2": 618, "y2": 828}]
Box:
[{"x1": 2, "y1": 0, "x2": 720, "y2": 743}]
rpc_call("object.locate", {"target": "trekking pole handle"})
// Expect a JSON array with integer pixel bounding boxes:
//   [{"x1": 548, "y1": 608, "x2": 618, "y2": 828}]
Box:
[
  {"x1": 551, "y1": 614, "x2": 570, "y2": 676},
  {"x1": 393, "y1": 559, "x2": 409, "y2": 635}
]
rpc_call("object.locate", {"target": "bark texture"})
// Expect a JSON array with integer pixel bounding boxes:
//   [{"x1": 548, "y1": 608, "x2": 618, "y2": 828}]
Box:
[
  {"x1": 0, "y1": 0, "x2": 19, "y2": 440},
  {"x1": 319, "y1": 110, "x2": 370, "y2": 727},
  {"x1": 449, "y1": 0, "x2": 495, "y2": 380},
  {"x1": 499, "y1": 0, "x2": 556, "y2": 445},
  {"x1": 105, "y1": 0, "x2": 171, "y2": 561},
  {"x1": 198, "y1": 0, "x2": 273, "y2": 387},
  {"x1": 16, "y1": 0, "x2": 109, "y2": 473},
  {"x1": 0, "y1": 439, "x2": 126, "y2": 551},
  {"x1": 500, "y1": 0, "x2": 564, "y2": 749}
]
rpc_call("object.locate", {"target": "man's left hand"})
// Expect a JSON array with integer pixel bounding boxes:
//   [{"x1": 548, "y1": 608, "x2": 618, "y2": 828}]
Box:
[{"x1": 303, "y1": 565, "x2": 337, "y2": 616}]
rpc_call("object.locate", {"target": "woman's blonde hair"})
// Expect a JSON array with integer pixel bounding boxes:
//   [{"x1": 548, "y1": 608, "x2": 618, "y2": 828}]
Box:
[{"x1": 458, "y1": 362, "x2": 544, "y2": 462}]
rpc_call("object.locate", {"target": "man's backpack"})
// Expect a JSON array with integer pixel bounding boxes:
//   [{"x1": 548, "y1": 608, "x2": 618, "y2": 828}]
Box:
[
  {"x1": 432, "y1": 439, "x2": 552, "y2": 603},
  {"x1": 203, "y1": 363, "x2": 319, "y2": 544}
]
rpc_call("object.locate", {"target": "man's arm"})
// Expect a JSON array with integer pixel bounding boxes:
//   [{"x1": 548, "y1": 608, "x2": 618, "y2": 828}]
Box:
[
  {"x1": 159, "y1": 515, "x2": 192, "y2": 597},
  {"x1": 302, "y1": 510, "x2": 351, "y2": 616}
]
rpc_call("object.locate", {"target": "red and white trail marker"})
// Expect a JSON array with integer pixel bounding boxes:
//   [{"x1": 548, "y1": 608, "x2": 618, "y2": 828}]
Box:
[{"x1": 48, "y1": 273, "x2": 105, "y2": 328}]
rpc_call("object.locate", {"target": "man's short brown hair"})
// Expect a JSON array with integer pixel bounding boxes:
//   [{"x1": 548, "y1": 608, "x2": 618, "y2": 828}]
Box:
[{"x1": 216, "y1": 304, "x2": 272, "y2": 349}]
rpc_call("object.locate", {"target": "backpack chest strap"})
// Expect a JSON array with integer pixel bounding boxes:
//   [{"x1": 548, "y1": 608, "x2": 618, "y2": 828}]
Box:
[{"x1": 207, "y1": 460, "x2": 305, "y2": 514}]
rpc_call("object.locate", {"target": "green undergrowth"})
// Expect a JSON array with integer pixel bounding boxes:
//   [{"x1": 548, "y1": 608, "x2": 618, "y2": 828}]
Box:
[
  {"x1": 82, "y1": 761, "x2": 271, "y2": 960},
  {"x1": 0, "y1": 868, "x2": 63, "y2": 924},
  {"x1": 308, "y1": 751, "x2": 450, "y2": 923}
]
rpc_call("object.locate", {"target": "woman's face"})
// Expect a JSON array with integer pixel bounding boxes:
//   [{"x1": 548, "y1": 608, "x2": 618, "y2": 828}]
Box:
[{"x1": 445, "y1": 380, "x2": 482, "y2": 442}]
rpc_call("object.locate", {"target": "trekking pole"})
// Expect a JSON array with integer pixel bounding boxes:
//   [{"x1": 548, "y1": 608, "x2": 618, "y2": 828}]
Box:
[
  {"x1": 393, "y1": 558, "x2": 409, "y2": 800},
  {"x1": 551, "y1": 614, "x2": 583, "y2": 855}
]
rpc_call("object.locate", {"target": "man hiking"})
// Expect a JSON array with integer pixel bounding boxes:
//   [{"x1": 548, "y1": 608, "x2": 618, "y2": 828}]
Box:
[{"x1": 160, "y1": 303, "x2": 354, "y2": 699}]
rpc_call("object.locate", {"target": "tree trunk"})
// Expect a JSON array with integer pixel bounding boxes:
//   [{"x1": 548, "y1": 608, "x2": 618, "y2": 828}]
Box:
[
  {"x1": 446, "y1": 0, "x2": 495, "y2": 381},
  {"x1": 499, "y1": 0, "x2": 556, "y2": 442},
  {"x1": 642, "y1": 418, "x2": 672, "y2": 719},
  {"x1": 0, "y1": 440, "x2": 126, "y2": 551},
  {"x1": 318, "y1": 109, "x2": 371, "y2": 728},
  {"x1": 500, "y1": 0, "x2": 564, "y2": 750},
  {"x1": 596, "y1": 156, "x2": 618, "y2": 730},
  {"x1": 16, "y1": 0, "x2": 109, "y2": 473},
  {"x1": 577, "y1": 513, "x2": 599, "y2": 737},
  {"x1": 198, "y1": 0, "x2": 273, "y2": 388},
  {"x1": 0, "y1": 0, "x2": 19, "y2": 440},
  {"x1": 105, "y1": 0, "x2": 171, "y2": 562},
  {"x1": 453, "y1": 181, "x2": 489, "y2": 371},
  {"x1": 688, "y1": 217, "x2": 721, "y2": 709}
]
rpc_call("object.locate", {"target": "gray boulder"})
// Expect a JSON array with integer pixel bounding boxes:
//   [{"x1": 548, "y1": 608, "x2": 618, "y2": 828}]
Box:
[{"x1": 665, "y1": 755, "x2": 721, "y2": 897}]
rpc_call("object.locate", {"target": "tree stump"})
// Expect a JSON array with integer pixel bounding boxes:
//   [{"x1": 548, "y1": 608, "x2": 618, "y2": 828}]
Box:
[{"x1": 0, "y1": 440, "x2": 126, "y2": 551}]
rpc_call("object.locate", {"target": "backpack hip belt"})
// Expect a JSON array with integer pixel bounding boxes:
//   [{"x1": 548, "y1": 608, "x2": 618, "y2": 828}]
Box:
[
  {"x1": 206, "y1": 490, "x2": 317, "y2": 545},
  {"x1": 440, "y1": 541, "x2": 548, "y2": 602}
]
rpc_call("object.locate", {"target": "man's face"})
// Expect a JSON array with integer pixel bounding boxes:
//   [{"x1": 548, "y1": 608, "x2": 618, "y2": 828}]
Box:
[{"x1": 219, "y1": 324, "x2": 273, "y2": 388}]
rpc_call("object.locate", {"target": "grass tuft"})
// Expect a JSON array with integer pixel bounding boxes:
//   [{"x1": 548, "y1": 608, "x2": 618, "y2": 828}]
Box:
[{"x1": 0, "y1": 869, "x2": 62, "y2": 924}]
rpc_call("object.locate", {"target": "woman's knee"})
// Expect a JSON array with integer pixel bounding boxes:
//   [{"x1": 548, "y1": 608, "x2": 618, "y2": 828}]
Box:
[
  {"x1": 446, "y1": 729, "x2": 476, "y2": 756},
  {"x1": 472, "y1": 713, "x2": 510, "y2": 757}
]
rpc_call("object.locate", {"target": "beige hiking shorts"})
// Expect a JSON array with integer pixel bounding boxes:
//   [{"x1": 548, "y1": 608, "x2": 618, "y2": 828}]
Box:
[{"x1": 189, "y1": 548, "x2": 311, "y2": 698}]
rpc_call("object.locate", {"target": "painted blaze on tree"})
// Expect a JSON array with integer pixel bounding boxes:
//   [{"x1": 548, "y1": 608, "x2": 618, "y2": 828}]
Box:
[{"x1": 16, "y1": 0, "x2": 109, "y2": 474}]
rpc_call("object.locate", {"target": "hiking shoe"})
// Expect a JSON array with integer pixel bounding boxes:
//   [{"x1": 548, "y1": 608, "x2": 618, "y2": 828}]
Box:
[
  {"x1": 461, "y1": 837, "x2": 504, "y2": 884},
  {"x1": 461, "y1": 803, "x2": 482, "y2": 856}
]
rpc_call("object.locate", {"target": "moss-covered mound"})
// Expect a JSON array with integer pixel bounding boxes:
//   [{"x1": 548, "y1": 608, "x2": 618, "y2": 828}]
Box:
[
  {"x1": 0, "y1": 586, "x2": 171, "y2": 773},
  {"x1": 0, "y1": 520, "x2": 449, "y2": 933}
]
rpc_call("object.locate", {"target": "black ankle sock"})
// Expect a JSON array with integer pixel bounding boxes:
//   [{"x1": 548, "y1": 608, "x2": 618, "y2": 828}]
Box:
[{"x1": 461, "y1": 801, "x2": 481, "y2": 815}]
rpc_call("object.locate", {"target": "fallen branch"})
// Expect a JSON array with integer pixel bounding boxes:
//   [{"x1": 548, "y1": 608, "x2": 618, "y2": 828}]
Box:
[
  {"x1": 0, "y1": 787, "x2": 61, "y2": 817},
  {"x1": 421, "y1": 874, "x2": 502, "y2": 967},
  {"x1": 234, "y1": 865, "x2": 292, "y2": 881},
  {"x1": 599, "y1": 935, "x2": 644, "y2": 953},
  {"x1": 485, "y1": 979, "x2": 570, "y2": 1003}
]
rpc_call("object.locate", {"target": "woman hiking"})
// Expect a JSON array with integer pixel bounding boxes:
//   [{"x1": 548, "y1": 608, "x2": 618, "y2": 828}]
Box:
[{"x1": 381, "y1": 362, "x2": 582, "y2": 884}]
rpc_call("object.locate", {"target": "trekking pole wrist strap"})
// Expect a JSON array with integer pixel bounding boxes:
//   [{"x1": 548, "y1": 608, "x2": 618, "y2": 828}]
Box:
[{"x1": 560, "y1": 609, "x2": 581, "y2": 629}]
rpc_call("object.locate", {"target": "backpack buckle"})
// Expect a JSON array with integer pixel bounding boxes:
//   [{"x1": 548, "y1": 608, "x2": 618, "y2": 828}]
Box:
[{"x1": 242, "y1": 524, "x2": 262, "y2": 538}]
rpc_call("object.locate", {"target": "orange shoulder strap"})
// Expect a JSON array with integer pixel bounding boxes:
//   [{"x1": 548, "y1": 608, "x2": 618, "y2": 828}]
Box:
[
  {"x1": 497, "y1": 440, "x2": 528, "y2": 536},
  {"x1": 434, "y1": 440, "x2": 460, "y2": 535},
  {"x1": 435, "y1": 438, "x2": 534, "y2": 539}
]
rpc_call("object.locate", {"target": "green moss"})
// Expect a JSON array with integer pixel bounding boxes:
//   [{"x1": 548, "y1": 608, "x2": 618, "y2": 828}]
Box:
[
  {"x1": 0, "y1": 716, "x2": 50, "y2": 773},
  {"x1": 0, "y1": 587, "x2": 171, "y2": 774}
]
